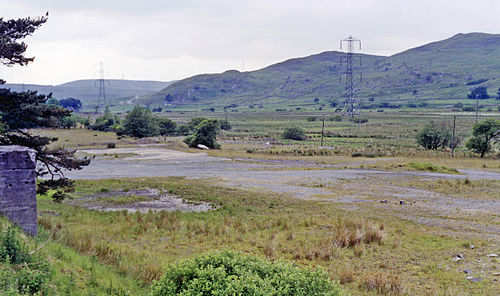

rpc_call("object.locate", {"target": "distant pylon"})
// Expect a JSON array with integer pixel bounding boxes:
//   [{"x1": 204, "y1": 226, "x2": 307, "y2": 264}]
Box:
[
  {"x1": 96, "y1": 61, "x2": 106, "y2": 114},
  {"x1": 339, "y1": 36, "x2": 362, "y2": 119}
]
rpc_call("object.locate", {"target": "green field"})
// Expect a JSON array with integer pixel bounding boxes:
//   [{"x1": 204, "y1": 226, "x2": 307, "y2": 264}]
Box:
[{"x1": 11, "y1": 110, "x2": 496, "y2": 295}]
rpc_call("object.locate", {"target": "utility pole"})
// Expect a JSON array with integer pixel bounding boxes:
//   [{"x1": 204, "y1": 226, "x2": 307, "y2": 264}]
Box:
[
  {"x1": 320, "y1": 117, "x2": 325, "y2": 147},
  {"x1": 340, "y1": 36, "x2": 362, "y2": 119},
  {"x1": 451, "y1": 115, "x2": 456, "y2": 158},
  {"x1": 475, "y1": 95, "x2": 479, "y2": 124}
]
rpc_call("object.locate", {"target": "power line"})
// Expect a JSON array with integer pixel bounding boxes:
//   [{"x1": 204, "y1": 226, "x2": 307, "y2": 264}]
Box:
[
  {"x1": 96, "y1": 61, "x2": 106, "y2": 114},
  {"x1": 339, "y1": 36, "x2": 362, "y2": 119}
]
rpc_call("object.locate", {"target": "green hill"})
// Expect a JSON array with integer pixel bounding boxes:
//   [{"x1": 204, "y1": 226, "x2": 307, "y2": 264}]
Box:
[
  {"x1": 4, "y1": 79, "x2": 175, "y2": 111},
  {"x1": 147, "y1": 33, "x2": 500, "y2": 111}
]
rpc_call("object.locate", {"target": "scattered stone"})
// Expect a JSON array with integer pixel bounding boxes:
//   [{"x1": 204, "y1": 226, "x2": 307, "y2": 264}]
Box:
[
  {"x1": 197, "y1": 144, "x2": 209, "y2": 150},
  {"x1": 399, "y1": 200, "x2": 405, "y2": 205},
  {"x1": 467, "y1": 277, "x2": 482, "y2": 282},
  {"x1": 453, "y1": 254, "x2": 465, "y2": 262},
  {"x1": 486, "y1": 254, "x2": 498, "y2": 258},
  {"x1": 470, "y1": 244, "x2": 475, "y2": 249},
  {"x1": 380, "y1": 200, "x2": 388, "y2": 203},
  {"x1": 493, "y1": 272, "x2": 500, "y2": 276},
  {"x1": 463, "y1": 269, "x2": 472, "y2": 275}
]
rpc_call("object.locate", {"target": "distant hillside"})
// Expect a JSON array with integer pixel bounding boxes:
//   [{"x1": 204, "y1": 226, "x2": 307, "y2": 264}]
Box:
[
  {"x1": 146, "y1": 33, "x2": 500, "y2": 110},
  {"x1": 3, "y1": 79, "x2": 175, "y2": 110}
]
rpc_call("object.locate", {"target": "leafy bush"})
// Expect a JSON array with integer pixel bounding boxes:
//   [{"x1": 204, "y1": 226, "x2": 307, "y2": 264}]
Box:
[
  {"x1": 151, "y1": 251, "x2": 343, "y2": 296},
  {"x1": 0, "y1": 226, "x2": 50, "y2": 295},
  {"x1": 467, "y1": 86, "x2": 489, "y2": 100},
  {"x1": 61, "y1": 115, "x2": 78, "y2": 129},
  {"x1": 156, "y1": 117, "x2": 177, "y2": 136},
  {"x1": 330, "y1": 115, "x2": 343, "y2": 121},
  {"x1": 307, "y1": 116, "x2": 317, "y2": 122},
  {"x1": 466, "y1": 119, "x2": 500, "y2": 157},
  {"x1": 122, "y1": 105, "x2": 158, "y2": 138},
  {"x1": 0, "y1": 226, "x2": 28, "y2": 264},
  {"x1": 416, "y1": 121, "x2": 451, "y2": 150},
  {"x1": 283, "y1": 127, "x2": 306, "y2": 141},
  {"x1": 176, "y1": 124, "x2": 190, "y2": 136},
  {"x1": 350, "y1": 117, "x2": 368, "y2": 124},
  {"x1": 188, "y1": 117, "x2": 208, "y2": 132},
  {"x1": 184, "y1": 119, "x2": 221, "y2": 149},
  {"x1": 462, "y1": 106, "x2": 475, "y2": 112},
  {"x1": 219, "y1": 120, "x2": 232, "y2": 131},
  {"x1": 91, "y1": 106, "x2": 120, "y2": 131}
]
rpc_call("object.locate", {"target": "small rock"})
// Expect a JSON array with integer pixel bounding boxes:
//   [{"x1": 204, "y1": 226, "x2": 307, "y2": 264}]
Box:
[
  {"x1": 380, "y1": 200, "x2": 388, "y2": 203},
  {"x1": 463, "y1": 269, "x2": 472, "y2": 275},
  {"x1": 453, "y1": 254, "x2": 465, "y2": 262},
  {"x1": 470, "y1": 244, "x2": 474, "y2": 249},
  {"x1": 468, "y1": 277, "x2": 482, "y2": 282},
  {"x1": 486, "y1": 254, "x2": 498, "y2": 258},
  {"x1": 399, "y1": 200, "x2": 405, "y2": 205},
  {"x1": 197, "y1": 144, "x2": 209, "y2": 150},
  {"x1": 493, "y1": 272, "x2": 500, "y2": 276}
]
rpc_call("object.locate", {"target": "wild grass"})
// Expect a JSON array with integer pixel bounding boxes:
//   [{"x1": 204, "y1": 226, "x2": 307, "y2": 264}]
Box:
[
  {"x1": 34, "y1": 176, "x2": 498, "y2": 295},
  {"x1": 405, "y1": 161, "x2": 460, "y2": 174}
]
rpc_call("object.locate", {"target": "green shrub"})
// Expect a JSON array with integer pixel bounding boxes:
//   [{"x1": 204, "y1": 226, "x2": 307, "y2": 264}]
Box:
[
  {"x1": 156, "y1": 117, "x2": 177, "y2": 136},
  {"x1": 151, "y1": 251, "x2": 343, "y2": 296},
  {"x1": 0, "y1": 226, "x2": 50, "y2": 295},
  {"x1": 219, "y1": 120, "x2": 232, "y2": 131},
  {"x1": 184, "y1": 119, "x2": 221, "y2": 149},
  {"x1": 416, "y1": 121, "x2": 451, "y2": 150},
  {"x1": 350, "y1": 117, "x2": 368, "y2": 124},
  {"x1": 283, "y1": 127, "x2": 306, "y2": 141},
  {"x1": 330, "y1": 115, "x2": 343, "y2": 121},
  {"x1": 306, "y1": 116, "x2": 317, "y2": 122},
  {"x1": 466, "y1": 119, "x2": 500, "y2": 158},
  {"x1": 0, "y1": 226, "x2": 28, "y2": 264},
  {"x1": 122, "y1": 106, "x2": 158, "y2": 138}
]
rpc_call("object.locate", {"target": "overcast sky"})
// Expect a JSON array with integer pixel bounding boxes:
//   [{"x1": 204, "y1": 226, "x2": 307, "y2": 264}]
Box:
[{"x1": 1, "y1": 0, "x2": 500, "y2": 85}]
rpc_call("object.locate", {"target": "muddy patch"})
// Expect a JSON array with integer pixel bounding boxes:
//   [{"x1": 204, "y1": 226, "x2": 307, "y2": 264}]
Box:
[{"x1": 66, "y1": 189, "x2": 215, "y2": 213}]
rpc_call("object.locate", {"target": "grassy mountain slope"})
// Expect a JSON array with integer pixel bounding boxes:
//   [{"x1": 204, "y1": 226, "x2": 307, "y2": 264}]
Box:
[
  {"x1": 148, "y1": 33, "x2": 500, "y2": 110},
  {"x1": 4, "y1": 79, "x2": 175, "y2": 111}
]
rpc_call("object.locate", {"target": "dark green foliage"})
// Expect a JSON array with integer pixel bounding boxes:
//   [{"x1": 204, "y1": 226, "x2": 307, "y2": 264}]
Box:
[
  {"x1": 307, "y1": 116, "x2": 317, "y2": 122},
  {"x1": 122, "y1": 105, "x2": 158, "y2": 138},
  {"x1": 462, "y1": 106, "x2": 475, "y2": 112},
  {"x1": 219, "y1": 119, "x2": 232, "y2": 130},
  {"x1": 156, "y1": 117, "x2": 177, "y2": 136},
  {"x1": 497, "y1": 88, "x2": 500, "y2": 100},
  {"x1": 350, "y1": 117, "x2": 369, "y2": 124},
  {"x1": 330, "y1": 115, "x2": 343, "y2": 121},
  {"x1": 0, "y1": 15, "x2": 47, "y2": 68},
  {"x1": 0, "y1": 226, "x2": 28, "y2": 264},
  {"x1": 0, "y1": 225, "x2": 50, "y2": 295},
  {"x1": 46, "y1": 97, "x2": 61, "y2": 106},
  {"x1": 416, "y1": 122, "x2": 451, "y2": 150},
  {"x1": 0, "y1": 15, "x2": 90, "y2": 201},
  {"x1": 184, "y1": 119, "x2": 221, "y2": 149},
  {"x1": 176, "y1": 124, "x2": 190, "y2": 136},
  {"x1": 283, "y1": 127, "x2": 306, "y2": 141},
  {"x1": 466, "y1": 119, "x2": 500, "y2": 157},
  {"x1": 59, "y1": 97, "x2": 82, "y2": 111},
  {"x1": 151, "y1": 250, "x2": 343, "y2": 296},
  {"x1": 467, "y1": 86, "x2": 489, "y2": 100},
  {"x1": 91, "y1": 106, "x2": 120, "y2": 131},
  {"x1": 329, "y1": 99, "x2": 339, "y2": 108},
  {"x1": 61, "y1": 115, "x2": 79, "y2": 129},
  {"x1": 188, "y1": 117, "x2": 208, "y2": 132}
]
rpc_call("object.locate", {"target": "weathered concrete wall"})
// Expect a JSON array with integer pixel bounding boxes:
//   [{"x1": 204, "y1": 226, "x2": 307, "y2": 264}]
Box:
[{"x1": 0, "y1": 146, "x2": 37, "y2": 236}]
